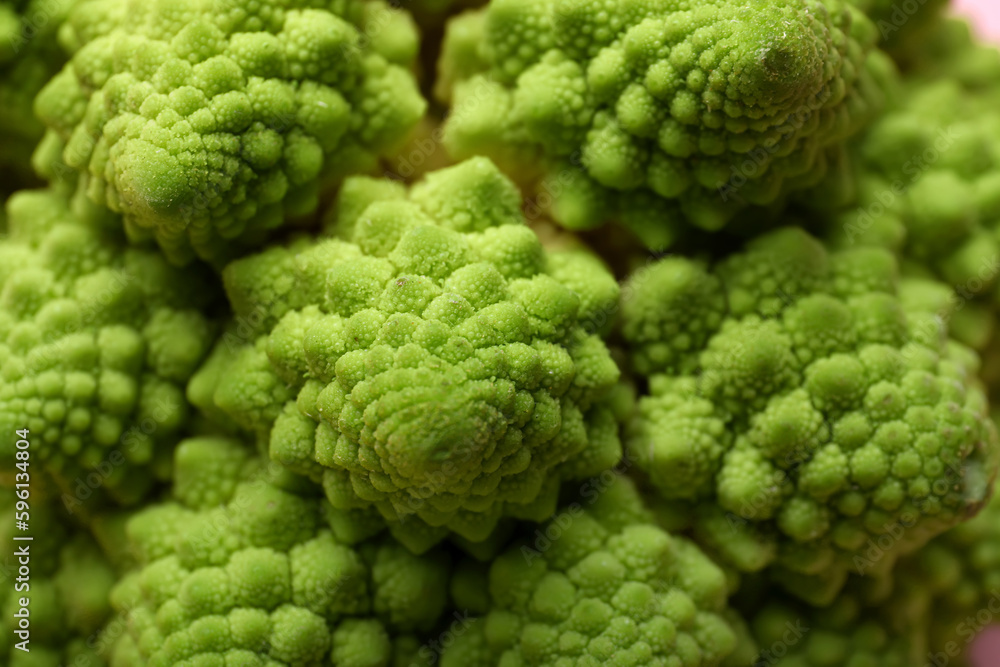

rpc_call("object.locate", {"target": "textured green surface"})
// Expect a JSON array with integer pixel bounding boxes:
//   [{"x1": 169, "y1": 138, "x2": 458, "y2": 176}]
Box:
[
  {"x1": 1, "y1": 1, "x2": 1000, "y2": 663},
  {"x1": 725, "y1": 576, "x2": 926, "y2": 667},
  {"x1": 440, "y1": 478, "x2": 738, "y2": 667},
  {"x1": 892, "y1": 490, "x2": 1000, "y2": 664},
  {"x1": 189, "y1": 158, "x2": 623, "y2": 551},
  {"x1": 847, "y1": 0, "x2": 950, "y2": 62},
  {"x1": 33, "y1": 0, "x2": 425, "y2": 265},
  {"x1": 0, "y1": 0, "x2": 72, "y2": 184},
  {"x1": 437, "y1": 0, "x2": 894, "y2": 248},
  {"x1": 0, "y1": 189, "x2": 217, "y2": 508},
  {"x1": 816, "y1": 18, "x2": 1000, "y2": 352},
  {"x1": 624, "y1": 227, "x2": 998, "y2": 605},
  {"x1": 106, "y1": 436, "x2": 450, "y2": 667}
]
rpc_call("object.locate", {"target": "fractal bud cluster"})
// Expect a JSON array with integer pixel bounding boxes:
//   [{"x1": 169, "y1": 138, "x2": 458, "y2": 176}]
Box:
[{"x1": 1, "y1": 0, "x2": 1000, "y2": 666}]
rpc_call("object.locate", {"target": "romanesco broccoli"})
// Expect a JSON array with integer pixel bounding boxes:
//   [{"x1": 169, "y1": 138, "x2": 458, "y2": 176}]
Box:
[
  {"x1": 623, "y1": 226, "x2": 998, "y2": 605},
  {"x1": 106, "y1": 436, "x2": 452, "y2": 667},
  {"x1": 728, "y1": 490, "x2": 1000, "y2": 667},
  {"x1": 189, "y1": 157, "x2": 623, "y2": 552},
  {"x1": 437, "y1": 0, "x2": 895, "y2": 249},
  {"x1": 33, "y1": 0, "x2": 426, "y2": 265},
  {"x1": 726, "y1": 576, "x2": 926, "y2": 667},
  {"x1": 440, "y1": 477, "x2": 738, "y2": 667},
  {"x1": 0, "y1": 0, "x2": 72, "y2": 184},
  {"x1": 0, "y1": 189, "x2": 217, "y2": 509},
  {"x1": 889, "y1": 491, "x2": 1000, "y2": 664},
  {"x1": 0, "y1": 1, "x2": 997, "y2": 662},
  {"x1": 818, "y1": 24, "x2": 1000, "y2": 351}
]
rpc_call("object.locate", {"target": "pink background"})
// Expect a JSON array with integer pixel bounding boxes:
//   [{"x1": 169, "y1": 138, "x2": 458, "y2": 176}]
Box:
[
  {"x1": 972, "y1": 625, "x2": 1000, "y2": 666},
  {"x1": 955, "y1": 7, "x2": 1000, "y2": 666},
  {"x1": 955, "y1": 0, "x2": 1000, "y2": 40}
]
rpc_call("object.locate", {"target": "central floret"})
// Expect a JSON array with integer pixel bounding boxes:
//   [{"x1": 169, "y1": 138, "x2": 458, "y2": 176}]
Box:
[{"x1": 192, "y1": 158, "x2": 623, "y2": 551}]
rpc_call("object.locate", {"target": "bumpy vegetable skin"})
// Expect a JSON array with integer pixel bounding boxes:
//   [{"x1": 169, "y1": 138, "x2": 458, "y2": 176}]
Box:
[
  {"x1": 107, "y1": 436, "x2": 452, "y2": 667},
  {"x1": 0, "y1": 0, "x2": 73, "y2": 183},
  {"x1": 438, "y1": 0, "x2": 895, "y2": 248},
  {"x1": 818, "y1": 23, "x2": 1000, "y2": 352},
  {"x1": 34, "y1": 0, "x2": 426, "y2": 265},
  {"x1": 0, "y1": 189, "x2": 217, "y2": 509},
  {"x1": 1, "y1": 1, "x2": 1000, "y2": 665},
  {"x1": 624, "y1": 227, "x2": 998, "y2": 604},
  {"x1": 190, "y1": 158, "x2": 623, "y2": 552},
  {"x1": 440, "y1": 478, "x2": 738, "y2": 667}
]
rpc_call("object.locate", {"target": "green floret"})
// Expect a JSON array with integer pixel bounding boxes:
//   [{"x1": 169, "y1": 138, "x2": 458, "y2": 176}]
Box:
[
  {"x1": 818, "y1": 23, "x2": 1000, "y2": 351},
  {"x1": 0, "y1": 492, "x2": 115, "y2": 667},
  {"x1": 33, "y1": 0, "x2": 426, "y2": 266},
  {"x1": 887, "y1": 491, "x2": 1000, "y2": 662},
  {"x1": 439, "y1": 477, "x2": 738, "y2": 667},
  {"x1": 726, "y1": 478, "x2": 1000, "y2": 666},
  {"x1": 907, "y1": 18, "x2": 1000, "y2": 88},
  {"x1": 190, "y1": 158, "x2": 623, "y2": 552},
  {"x1": 623, "y1": 227, "x2": 998, "y2": 605},
  {"x1": 0, "y1": 0, "x2": 74, "y2": 184},
  {"x1": 437, "y1": 0, "x2": 895, "y2": 248},
  {"x1": 847, "y1": 0, "x2": 949, "y2": 63},
  {"x1": 726, "y1": 577, "x2": 927, "y2": 667},
  {"x1": 0, "y1": 189, "x2": 218, "y2": 510},
  {"x1": 106, "y1": 436, "x2": 451, "y2": 667},
  {"x1": 729, "y1": 491, "x2": 1000, "y2": 667}
]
